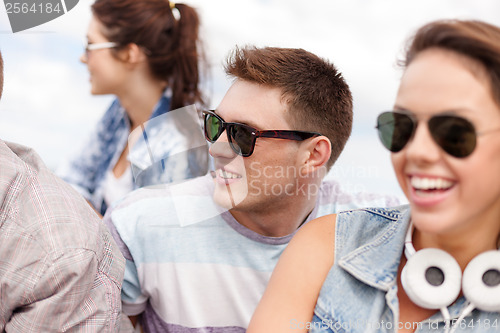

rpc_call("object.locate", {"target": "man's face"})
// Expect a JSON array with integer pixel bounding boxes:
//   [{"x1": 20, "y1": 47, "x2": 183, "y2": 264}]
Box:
[{"x1": 209, "y1": 80, "x2": 305, "y2": 213}]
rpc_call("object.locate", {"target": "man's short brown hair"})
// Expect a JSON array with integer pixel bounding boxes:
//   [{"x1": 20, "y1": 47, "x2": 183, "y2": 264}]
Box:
[{"x1": 225, "y1": 46, "x2": 353, "y2": 169}]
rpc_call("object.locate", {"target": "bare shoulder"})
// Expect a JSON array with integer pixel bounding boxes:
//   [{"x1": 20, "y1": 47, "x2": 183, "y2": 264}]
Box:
[
  {"x1": 301, "y1": 213, "x2": 336, "y2": 234},
  {"x1": 280, "y1": 214, "x2": 337, "y2": 274},
  {"x1": 290, "y1": 214, "x2": 337, "y2": 252}
]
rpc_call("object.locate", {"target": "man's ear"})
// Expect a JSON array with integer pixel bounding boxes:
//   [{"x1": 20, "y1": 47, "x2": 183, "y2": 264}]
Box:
[{"x1": 299, "y1": 136, "x2": 331, "y2": 177}]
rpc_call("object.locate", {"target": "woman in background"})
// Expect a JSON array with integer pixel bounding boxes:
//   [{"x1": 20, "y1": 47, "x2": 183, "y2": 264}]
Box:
[
  {"x1": 248, "y1": 19, "x2": 500, "y2": 332},
  {"x1": 58, "y1": 0, "x2": 209, "y2": 216}
]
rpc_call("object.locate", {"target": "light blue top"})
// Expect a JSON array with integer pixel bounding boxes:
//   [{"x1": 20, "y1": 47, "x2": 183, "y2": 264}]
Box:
[
  {"x1": 57, "y1": 91, "x2": 208, "y2": 215},
  {"x1": 104, "y1": 175, "x2": 400, "y2": 333},
  {"x1": 311, "y1": 206, "x2": 500, "y2": 332}
]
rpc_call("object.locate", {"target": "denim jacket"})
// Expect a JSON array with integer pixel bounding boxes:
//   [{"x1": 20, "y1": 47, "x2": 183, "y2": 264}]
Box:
[
  {"x1": 57, "y1": 91, "x2": 208, "y2": 215},
  {"x1": 310, "y1": 205, "x2": 500, "y2": 332}
]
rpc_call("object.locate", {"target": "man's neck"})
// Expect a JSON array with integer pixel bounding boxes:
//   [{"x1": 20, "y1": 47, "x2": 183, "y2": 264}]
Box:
[{"x1": 229, "y1": 195, "x2": 318, "y2": 237}]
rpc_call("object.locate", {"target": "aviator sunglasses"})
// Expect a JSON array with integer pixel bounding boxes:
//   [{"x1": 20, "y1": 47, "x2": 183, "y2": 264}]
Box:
[
  {"x1": 376, "y1": 111, "x2": 500, "y2": 158},
  {"x1": 202, "y1": 110, "x2": 321, "y2": 157}
]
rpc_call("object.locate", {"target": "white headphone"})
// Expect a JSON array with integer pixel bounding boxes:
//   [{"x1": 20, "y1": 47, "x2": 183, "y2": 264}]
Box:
[{"x1": 401, "y1": 223, "x2": 500, "y2": 333}]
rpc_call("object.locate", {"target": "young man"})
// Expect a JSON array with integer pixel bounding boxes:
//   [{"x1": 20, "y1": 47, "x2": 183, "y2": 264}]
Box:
[
  {"x1": 0, "y1": 51, "x2": 125, "y2": 332},
  {"x1": 104, "y1": 46, "x2": 398, "y2": 332}
]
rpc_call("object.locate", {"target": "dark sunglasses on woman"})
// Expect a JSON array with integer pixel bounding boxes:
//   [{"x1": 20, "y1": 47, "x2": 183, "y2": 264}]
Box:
[
  {"x1": 376, "y1": 111, "x2": 500, "y2": 158},
  {"x1": 202, "y1": 110, "x2": 321, "y2": 157}
]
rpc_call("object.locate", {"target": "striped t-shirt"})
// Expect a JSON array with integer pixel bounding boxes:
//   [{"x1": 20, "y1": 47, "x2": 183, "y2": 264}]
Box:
[{"x1": 104, "y1": 174, "x2": 399, "y2": 332}]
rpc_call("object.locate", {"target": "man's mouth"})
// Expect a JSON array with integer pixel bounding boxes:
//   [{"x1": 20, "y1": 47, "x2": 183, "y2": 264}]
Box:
[{"x1": 217, "y1": 169, "x2": 242, "y2": 180}]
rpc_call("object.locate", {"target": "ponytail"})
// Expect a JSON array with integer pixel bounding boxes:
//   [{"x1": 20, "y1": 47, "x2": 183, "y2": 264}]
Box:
[{"x1": 169, "y1": 3, "x2": 207, "y2": 110}]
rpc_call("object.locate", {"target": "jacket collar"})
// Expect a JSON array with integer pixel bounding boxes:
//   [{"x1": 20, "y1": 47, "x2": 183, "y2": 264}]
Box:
[{"x1": 338, "y1": 206, "x2": 411, "y2": 291}]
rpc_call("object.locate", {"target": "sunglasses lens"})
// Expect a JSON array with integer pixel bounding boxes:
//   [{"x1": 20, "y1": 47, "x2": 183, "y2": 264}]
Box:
[
  {"x1": 228, "y1": 124, "x2": 254, "y2": 157},
  {"x1": 204, "y1": 114, "x2": 222, "y2": 142},
  {"x1": 429, "y1": 115, "x2": 476, "y2": 158},
  {"x1": 377, "y1": 112, "x2": 415, "y2": 152}
]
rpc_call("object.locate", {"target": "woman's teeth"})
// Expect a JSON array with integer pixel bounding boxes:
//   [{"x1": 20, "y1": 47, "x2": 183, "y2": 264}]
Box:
[{"x1": 411, "y1": 176, "x2": 453, "y2": 190}]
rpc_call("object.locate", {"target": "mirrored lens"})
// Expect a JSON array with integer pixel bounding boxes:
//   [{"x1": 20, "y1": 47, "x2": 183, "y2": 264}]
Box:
[
  {"x1": 228, "y1": 124, "x2": 255, "y2": 157},
  {"x1": 429, "y1": 115, "x2": 476, "y2": 158},
  {"x1": 377, "y1": 112, "x2": 415, "y2": 152},
  {"x1": 205, "y1": 114, "x2": 223, "y2": 142}
]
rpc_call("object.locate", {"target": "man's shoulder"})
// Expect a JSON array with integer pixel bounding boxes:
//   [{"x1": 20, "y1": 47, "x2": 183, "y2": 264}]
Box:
[
  {"x1": 114, "y1": 173, "x2": 213, "y2": 209},
  {"x1": 0, "y1": 141, "x2": 115, "y2": 254},
  {"x1": 1, "y1": 140, "x2": 94, "y2": 216},
  {"x1": 108, "y1": 173, "x2": 216, "y2": 228},
  {"x1": 315, "y1": 178, "x2": 403, "y2": 214}
]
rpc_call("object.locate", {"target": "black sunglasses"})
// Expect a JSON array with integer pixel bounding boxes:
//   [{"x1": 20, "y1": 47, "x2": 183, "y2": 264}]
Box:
[
  {"x1": 202, "y1": 110, "x2": 321, "y2": 157},
  {"x1": 376, "y1": 111, "x2": 496, "y2": 158}
]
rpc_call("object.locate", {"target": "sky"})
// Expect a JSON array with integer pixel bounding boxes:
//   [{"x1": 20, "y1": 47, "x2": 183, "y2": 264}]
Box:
[{"x1": 1, "y1": 0, "x2": 500, "y2": 201}]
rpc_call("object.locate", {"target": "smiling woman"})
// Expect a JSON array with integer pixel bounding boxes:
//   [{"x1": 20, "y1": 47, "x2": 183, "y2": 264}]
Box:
[{"x1": 390, "y1": 46, "x2": 500, "y2": 236}]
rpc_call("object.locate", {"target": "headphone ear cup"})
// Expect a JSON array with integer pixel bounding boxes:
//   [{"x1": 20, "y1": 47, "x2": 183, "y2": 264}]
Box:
[
  {"x1": 462, "y1": 250, "x2": 500, "y2": 312},
  {"x1": 401, "y1": 248, "x2": 462, "y2": 309}
]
